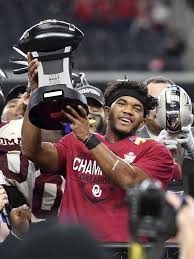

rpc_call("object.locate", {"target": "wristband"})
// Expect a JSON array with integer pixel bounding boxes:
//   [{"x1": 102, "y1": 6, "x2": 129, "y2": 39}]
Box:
[{"x1": 84, "y1": 134, "x2": 101, "y2": 150}]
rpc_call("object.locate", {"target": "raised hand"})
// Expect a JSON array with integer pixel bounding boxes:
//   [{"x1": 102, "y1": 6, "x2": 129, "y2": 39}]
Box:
[
  {"x1": 27, "y1": 52, "x2": 39, "y2": 91},
  {"x1": 166, "y1": 192, "x2": 194, "y2": 259},
  {"x1": 158, "y1": 129, "x2": 178, "y2": 150},
  {"x1": 62, "y1": 105, "x2": 91, "y2": 142},
  {"x1": 10, "y1": 204, "x2": 31, "y2": 238},
  {"x1": 176, "y1": 127, "x2": 194, "y2": 159}
]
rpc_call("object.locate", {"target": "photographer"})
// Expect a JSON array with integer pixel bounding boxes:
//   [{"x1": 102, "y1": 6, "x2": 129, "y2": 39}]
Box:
[
  {"x1": 166, "y1": 192, "x2": 194, "y2": 259},
  {"x1": 0, "y1": 185, "x2": 31, "y2": 258},
  {"x1": 0, "y1": 185, "x2": 31, "y2": 240}
]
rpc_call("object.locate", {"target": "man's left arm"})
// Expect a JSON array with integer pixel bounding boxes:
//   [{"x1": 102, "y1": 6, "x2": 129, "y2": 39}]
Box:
[
  {"x1": 64, "y1": 106, "x2": 173, "y2": 190},
  {"x1": 86, "y1": 139, "x2": 148, "y2": 190}
]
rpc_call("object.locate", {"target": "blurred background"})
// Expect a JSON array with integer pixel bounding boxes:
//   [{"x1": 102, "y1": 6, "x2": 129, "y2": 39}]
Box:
[{"x1": 1, "y1": 0, "x2": 194, "y2": 98}]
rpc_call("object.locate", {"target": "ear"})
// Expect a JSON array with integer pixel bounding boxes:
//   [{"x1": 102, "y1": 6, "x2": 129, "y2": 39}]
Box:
[{"x1": 105, "y1": 106, "x2": 110, "y2": 120}]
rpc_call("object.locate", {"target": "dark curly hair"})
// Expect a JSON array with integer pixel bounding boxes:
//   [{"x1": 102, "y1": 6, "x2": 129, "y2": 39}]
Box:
[{"x1": 104, "y1": 80, "x2": 158, "y2": 117}]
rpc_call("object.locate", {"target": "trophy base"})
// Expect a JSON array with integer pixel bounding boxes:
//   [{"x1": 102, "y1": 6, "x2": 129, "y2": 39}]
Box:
[{"x1": 28, "y1": 85, "x2": 88, "y2": 130}]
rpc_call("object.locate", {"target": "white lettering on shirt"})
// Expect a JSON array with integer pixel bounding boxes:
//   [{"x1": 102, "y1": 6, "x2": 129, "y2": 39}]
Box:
[{"x1": 73, "y1": 157, "x2": 102, "y2": 175}]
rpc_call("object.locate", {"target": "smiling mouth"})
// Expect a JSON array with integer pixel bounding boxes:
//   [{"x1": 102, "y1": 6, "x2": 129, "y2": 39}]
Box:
[{"x1": 119, "y1": 118, "x2": 132, "y2": 124}]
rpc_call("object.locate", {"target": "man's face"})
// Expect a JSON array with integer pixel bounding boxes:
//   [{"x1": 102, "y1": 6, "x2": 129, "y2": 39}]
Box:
[
  {"x1": 1, "y1": 98, "x2": 23, "y2": 122},
  {"x1": 87, "y1": 98, "x2": 106, "y2": 134},
  {"x1": 146, "y1": 82, "x2": 170, "y2": 133},
  {"x1": 147, "y1": 82, "x2": 168, "y2": 98},
  {"x1": 108, "y1": 96, "x2": 144, "y2": 137}
]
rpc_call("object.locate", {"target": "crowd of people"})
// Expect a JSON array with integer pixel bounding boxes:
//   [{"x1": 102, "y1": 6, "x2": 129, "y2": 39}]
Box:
[
  {"x1": 72, "y1": 0, "x2": 185, "y2": 71},
  {"x1": 0, "y1": 0, "x2": 185, "y2": 71}
]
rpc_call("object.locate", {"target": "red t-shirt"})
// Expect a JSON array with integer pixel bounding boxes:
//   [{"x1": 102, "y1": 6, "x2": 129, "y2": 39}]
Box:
[{"x1": 54, "y1": 133, "x2": 175, "y2": 242}]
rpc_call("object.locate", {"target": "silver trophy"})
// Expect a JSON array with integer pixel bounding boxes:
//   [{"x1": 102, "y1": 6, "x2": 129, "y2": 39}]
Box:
[{"x1": 16, "y1": 19, "x2": 88, "y2": 130}]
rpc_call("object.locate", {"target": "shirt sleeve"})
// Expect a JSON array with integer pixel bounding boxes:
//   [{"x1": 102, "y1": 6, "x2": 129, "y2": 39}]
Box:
[
  {"x1": 132, "y1": 140, "x2": 176, "y2": 188},
  {"x1": 53, "y1": 134, "x2": 71, "y2": 173}
]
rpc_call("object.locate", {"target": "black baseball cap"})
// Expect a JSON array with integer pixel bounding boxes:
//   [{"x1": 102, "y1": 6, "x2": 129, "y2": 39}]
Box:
[
  {"x1": 5, "y1": 85, "x2": 26, "y2": 104},
  {"x1": 77, "y1": 85, "x2": 105, "y2": 106}
]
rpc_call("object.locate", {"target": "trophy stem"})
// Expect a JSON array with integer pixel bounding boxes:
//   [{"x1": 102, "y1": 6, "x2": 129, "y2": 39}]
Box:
[{"x1": 32, "y1": 47, "x2": 73, "y2": 89}]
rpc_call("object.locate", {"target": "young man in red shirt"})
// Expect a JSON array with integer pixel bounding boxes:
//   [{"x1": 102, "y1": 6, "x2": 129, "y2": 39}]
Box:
[{"x1": 22, "y1": 62, "x2": 176, "y2": 241}]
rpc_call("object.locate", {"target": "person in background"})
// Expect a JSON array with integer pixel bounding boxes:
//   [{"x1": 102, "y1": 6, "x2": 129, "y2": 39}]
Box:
[
  {"x1": 139, "y1": 76, "x2": 194, "y2": 161},
  {"x1": 166, "y1": 192, "x2": 194, "y2": 259},
  {"x1": 0, "y1": 185, "x2": 31, "y2": 258},
  {"x1": 0, "y1": 185, "x2": 31, "y2": 240},
  {"x1": 137, "y1": 76, "x2": 194, "y2": 183},
  {"x1": 1, "y1": 85, "x2": 26, "y2": 122},
  {"x1": 0, "y1": 84, "x2": 65, "y2": 221},
  {"x1": 0, "y1": 85, "x2": 31, "y2": 209},
  {"x1": 137, "y1": 76, "x2": 174, "y2": 139},
  {"x1": 76, "y1": 84, "x2": 106, "y2": 134},
  {"x1": 15, "y1": 222, "x2": 103, "y2": 259}
]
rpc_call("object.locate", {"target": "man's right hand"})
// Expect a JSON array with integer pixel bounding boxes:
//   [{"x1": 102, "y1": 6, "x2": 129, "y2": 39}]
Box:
[
  {"x1": 158, "y1": 129, "x2": 182, "y2": 165},
  {"x1": 176, "y1": 126, "x2": 194, "y2": 160},
  {"x1": 166, "y1": 192, "x2": 194, "y2": 259},
  {"x1": 158, "y1": 129, "x2": 178, "y2": 150},
  {"x1": 27, "y1": 52, "x2": 39, "y2": 91},
  {"x1": 10, "y1": 204, "x2": 31, "y2": 238}
]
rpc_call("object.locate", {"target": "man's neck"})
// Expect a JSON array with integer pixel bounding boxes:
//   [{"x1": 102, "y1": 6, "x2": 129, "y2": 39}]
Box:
[
  {"x1": 105, "y1": 131, "x2": 120, "y2": 143},
  {"x1": 145, "y1": 125, "x2": 160, "y2": 139},
  {"x1": 105, "y1": 127, "x2": 134, "y2": 143}
]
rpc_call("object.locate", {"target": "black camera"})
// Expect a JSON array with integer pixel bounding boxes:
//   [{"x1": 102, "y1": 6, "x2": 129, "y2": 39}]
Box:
[{"x1": 126, "y1": 180, "x2": 177, "y2": 242}]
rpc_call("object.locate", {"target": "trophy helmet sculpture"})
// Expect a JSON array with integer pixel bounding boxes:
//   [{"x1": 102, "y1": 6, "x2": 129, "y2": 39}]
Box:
[{"x1": 157, "y1": 85, "x2": 193, "y2": 133}]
